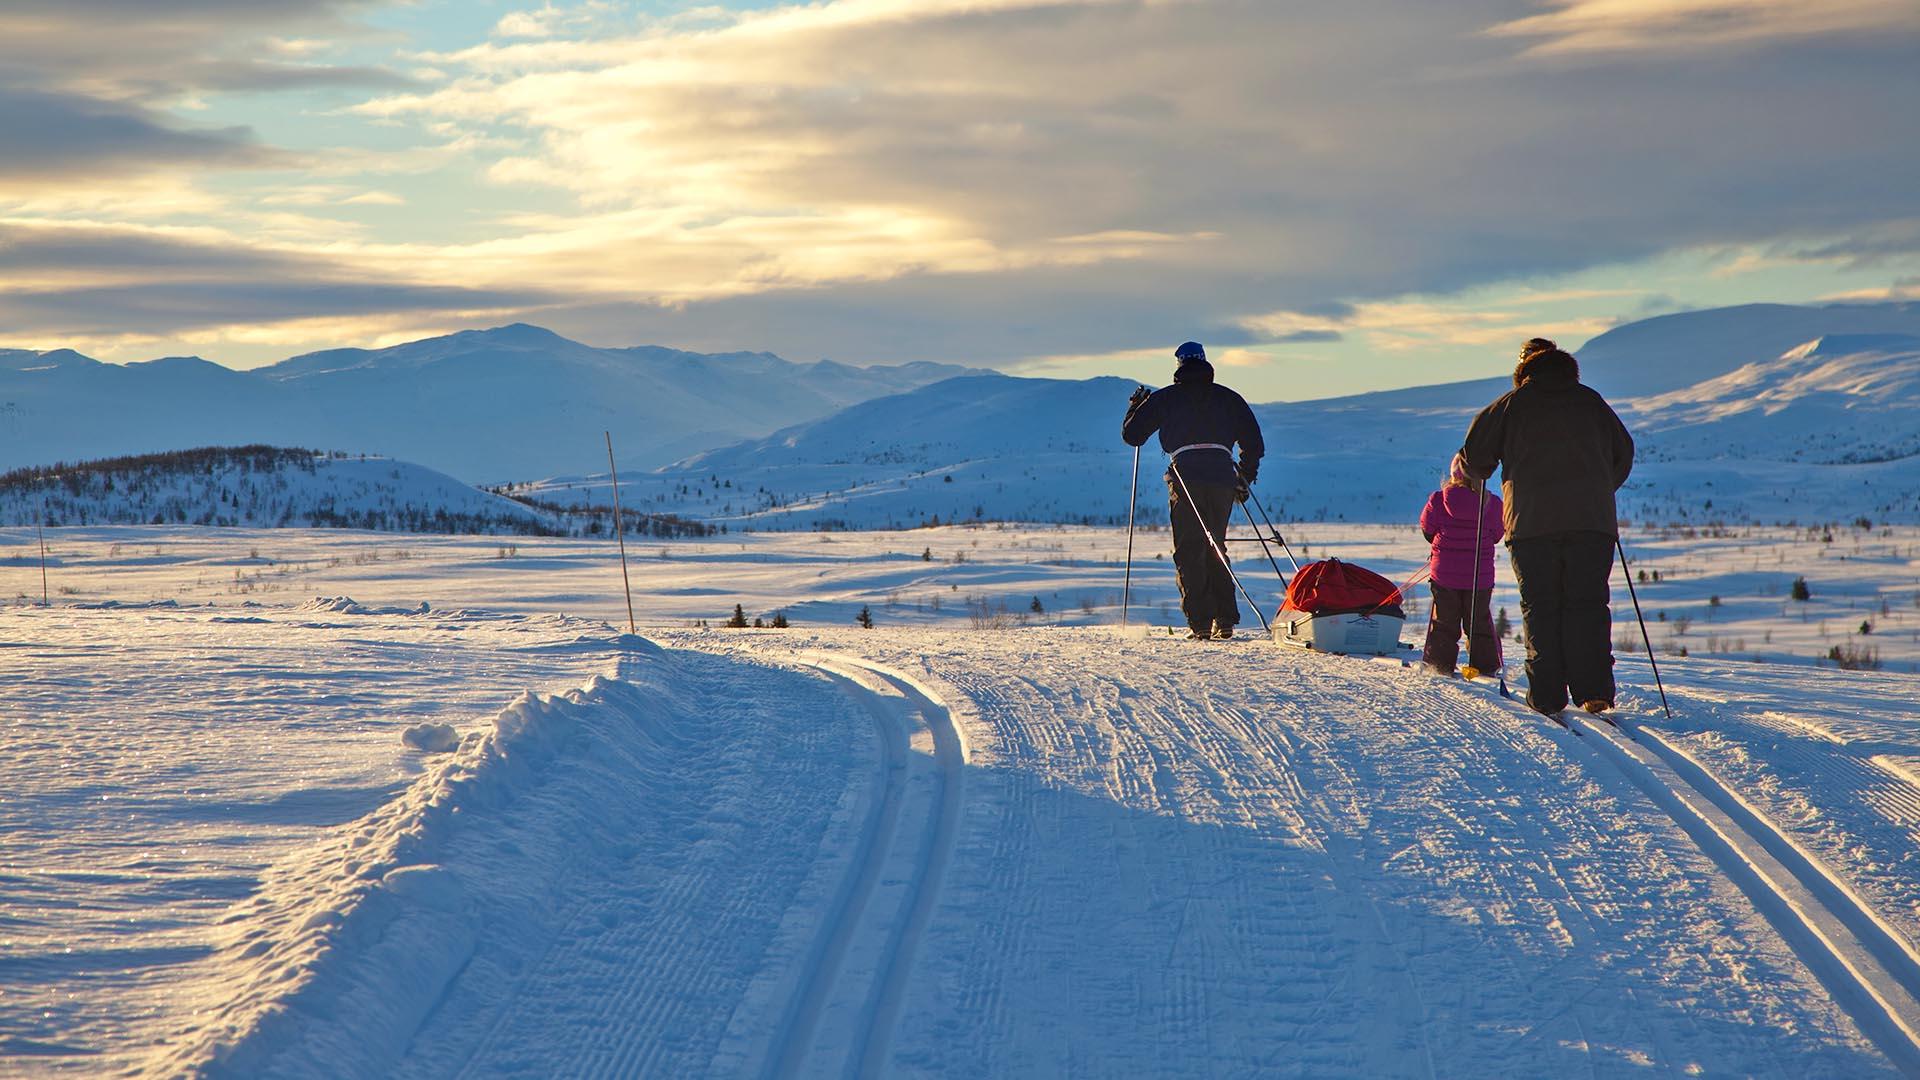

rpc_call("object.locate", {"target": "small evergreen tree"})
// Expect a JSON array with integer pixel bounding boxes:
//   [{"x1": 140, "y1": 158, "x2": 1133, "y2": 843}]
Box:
[
  {"x1": 726, "y1": 603, "x2": 749, "y2": 628},
  {"x1": 922, "y1": 546, "x2": 932, "y2": 561},
  {"x1": 753, "y1": 616, "x2": 765, "y2": 628},
  {"x1": 856, "y1": 605, "x2": 874, "y2": 629},
  {"x1": 1030, "y1": 595, "x2": 1045, "y2": 614},
  {"x1": 1791, "y1": 576, "x2": 1811, "y2": 601},
  {"x1": 1495, "y1": 607, "x2": 1511, "y2": 637},
  {"x1": 771, "y1": 612, "x2": 789, "y2": 628}
]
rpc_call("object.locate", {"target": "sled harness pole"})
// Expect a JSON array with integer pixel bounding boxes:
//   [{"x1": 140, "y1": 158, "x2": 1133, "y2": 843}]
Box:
[
  {"x1": 1167, "y1": 457, "x2": 1271, "y2": 635},
  {"x1": 1363, "y1": 564, "x2": 1431, "y2": 620},
  {"x1": 1243, "y1": 488, "x2": 1301, "y2": 574},
  {"x1": 1615, "y1": 536, "x2": 1674, "y2": 720},
  {"x1": 1238, "y1": 497, "x2": 1290, "y2": 591},
  {"x1": 605, "y1": 431, "x2": 636, "y2": 635},
  {"x1": 1122, "y1": 442, "x2": 1140, "y2": 628}
]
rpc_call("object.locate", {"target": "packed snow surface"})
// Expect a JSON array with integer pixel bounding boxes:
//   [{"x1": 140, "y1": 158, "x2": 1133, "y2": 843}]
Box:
[{"x1": 4, "y1": 525, "x2": 1920, "y2": 1076}]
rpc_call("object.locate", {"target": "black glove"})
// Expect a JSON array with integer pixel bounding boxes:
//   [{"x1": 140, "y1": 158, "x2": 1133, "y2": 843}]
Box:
[
  {"x1": 1234, "y1": 480, "x2": 1249, "y2": 504},
  {"x1": 1128, "y1": 385, "x2": 1151, "y2": 407},
  {"x1": 1237, "y1": 460, "x2": 1258, "y2": 486}
]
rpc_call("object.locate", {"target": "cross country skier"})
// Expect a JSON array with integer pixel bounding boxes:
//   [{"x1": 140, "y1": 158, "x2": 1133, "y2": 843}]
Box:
[
  {"x1": 1419, "y1": 453, "x2": 1504, "y2": 676},
  {"x1": 1122, "y1": 342, "x2": 1265, "y2": 640},
  {"x1": 1459, "y1": 338, "x2": 1634, "y2": 716}
]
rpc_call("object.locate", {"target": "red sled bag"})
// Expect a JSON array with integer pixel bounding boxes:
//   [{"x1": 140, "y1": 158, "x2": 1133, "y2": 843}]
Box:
[
  {"x1": 1280, "y1": 558, "x2": 1406, "y2": 620},
  {"x1": 1274, "y1": 558, "x2": 1407, "y2": 654}
]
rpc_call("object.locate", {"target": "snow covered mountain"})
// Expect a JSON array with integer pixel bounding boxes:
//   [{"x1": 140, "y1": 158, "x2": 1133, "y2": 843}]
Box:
[
  {"x1": 581, "y1": 304, "x2": 1920, "y2": 529},
  {"x1": 0, "y1": 325, "x2": 979, "y2": 483},
  {"x1": 0, "y1": 446, "x2": 715, "y2": 537},
  {"x1": 1575, "y1": 301, "x2": 1920, "y2": 398}
]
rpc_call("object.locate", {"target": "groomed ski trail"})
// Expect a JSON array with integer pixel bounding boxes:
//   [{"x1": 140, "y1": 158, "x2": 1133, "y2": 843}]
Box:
[
  {"x1": 686, "y1": 627, "x2": 1896, "y2": 1077},
  {"x1": 1568, "y1": 711, "x2": 1920, "y2": 1071},
  {"x1": 750, "y1": 656, "x2": 966, "y2": 1079},
  {"x1": 1427, "y1": 660, "x2": 1920, "y2": 1073}
]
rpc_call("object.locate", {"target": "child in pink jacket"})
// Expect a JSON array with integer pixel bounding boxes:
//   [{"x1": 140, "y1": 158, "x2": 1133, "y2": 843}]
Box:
[{"x1": 1419, "y1": 454, "x2": 1504, "y2": 675}]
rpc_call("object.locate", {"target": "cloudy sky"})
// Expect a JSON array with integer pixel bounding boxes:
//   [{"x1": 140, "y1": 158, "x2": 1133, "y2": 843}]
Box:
[{"x1": 3, "y1": 0, "x2": 1916, "y2": 399}]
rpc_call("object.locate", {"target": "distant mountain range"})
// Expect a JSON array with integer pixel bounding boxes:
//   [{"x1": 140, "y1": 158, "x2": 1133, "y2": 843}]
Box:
[
  {"x1": 0, "y1": 324, "x2": 981, "y2": 483},
  {"x1": 7, "y1": 301, "x2": 1920, "y2": 531},
  {"x1": 545, "y1": 303, "x2": 1920, "y2": 529}
]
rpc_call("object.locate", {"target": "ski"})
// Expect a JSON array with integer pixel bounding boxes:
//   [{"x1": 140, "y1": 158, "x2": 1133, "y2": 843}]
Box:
[
  {"x1": 1580, "y1": 707, "x2": 1638, "y2": 741},
  {"x1": 1544, "y1": 711, "x2": 1582, "y2": 735}
]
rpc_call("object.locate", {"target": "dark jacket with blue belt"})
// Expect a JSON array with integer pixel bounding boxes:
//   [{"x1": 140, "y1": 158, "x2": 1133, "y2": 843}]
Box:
[{"x1": 1121, "y1": 358, "x2": 1265, "y2": 488}]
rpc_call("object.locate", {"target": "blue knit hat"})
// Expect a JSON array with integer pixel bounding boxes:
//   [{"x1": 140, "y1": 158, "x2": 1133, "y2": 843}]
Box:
[{"x1": 1175, "y1": 341, "x2": 1206, "y2": 363}]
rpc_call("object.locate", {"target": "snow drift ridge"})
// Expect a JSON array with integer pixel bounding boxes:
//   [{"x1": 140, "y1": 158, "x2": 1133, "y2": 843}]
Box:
[{"x1": 150, "y1": 636, "x2": 676, "y2": 1078}]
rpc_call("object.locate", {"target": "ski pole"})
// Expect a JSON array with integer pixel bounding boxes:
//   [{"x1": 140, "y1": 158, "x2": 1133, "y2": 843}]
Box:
[
  {"x1": 1461, "y1": 483, "x2": 1488, "y2": 680},
  {"x1": 1122, "y1": 443, "x2": 1140, "y2": 628},
  {"x1": 1244, "y1": 488, "x2": 1301, "y2": 573},
  {"x1": 1456, "y1": 480, "x2": 1511, "y2": 696},
  {"x1": 1616, "y1": 536, "x2": 1674, "y2": 720},
  {"x1": 1168, "y1": 459, "x2": 1271, "y2": 635}
]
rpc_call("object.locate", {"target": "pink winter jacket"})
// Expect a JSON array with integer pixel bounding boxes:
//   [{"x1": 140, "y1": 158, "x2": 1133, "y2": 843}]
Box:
[{"x1": 1420, "y1": 486, "x2": 1504, "y2": 591}]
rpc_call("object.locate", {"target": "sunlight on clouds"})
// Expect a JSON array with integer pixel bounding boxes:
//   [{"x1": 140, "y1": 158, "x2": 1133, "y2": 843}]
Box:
[
  {"x1": 1821, "y1": 282, "x2": 1920, "y2": 302},
  {"x1": 1487, "y1": 0, "x2": 1918, "y2": 56},
  {"x1": 1245, "y1": 300, "x2": 1615, "y2": 354},
  {"x1": 351, "y1": 0, "x2": 1214, "y2": 307},
  {"x1": 1213, "y1": 348, "x2": 1271, "y2": 368}
]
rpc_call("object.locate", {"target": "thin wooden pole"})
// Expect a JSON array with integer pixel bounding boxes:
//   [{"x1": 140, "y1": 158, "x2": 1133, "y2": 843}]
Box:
[
  {"x1": 605, "y1": 432, "x2": 636, "y2": 634},
  {"x1": 37, "y1": 504, "x2": 49, "y2": 606}
]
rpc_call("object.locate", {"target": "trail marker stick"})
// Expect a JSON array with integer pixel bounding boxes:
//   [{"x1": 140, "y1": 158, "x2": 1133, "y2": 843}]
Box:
[
  {"x1": 605, "y1": 431, "x2": 636, "y2": 635},
  {"x1": 37, "y1": 504, "x2": 48, "y2": 606}
]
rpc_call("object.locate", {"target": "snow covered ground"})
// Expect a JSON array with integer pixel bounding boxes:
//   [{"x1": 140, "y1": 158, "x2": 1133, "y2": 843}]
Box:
[{"x1": 5, "y1": 524, "x2": 1920, "y2": 1076}]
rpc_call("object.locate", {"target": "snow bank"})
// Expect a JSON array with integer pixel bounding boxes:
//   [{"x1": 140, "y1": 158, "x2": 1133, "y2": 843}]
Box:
[
  {"x1": 149, "y1": 642, "x2": 681, "y2": 1078},
  {"x1": 300, "y1": 596, "x2": 430, "y2": 616}
]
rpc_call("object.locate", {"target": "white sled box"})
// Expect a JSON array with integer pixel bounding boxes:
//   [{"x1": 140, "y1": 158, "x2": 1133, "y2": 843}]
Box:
[{"x1": 1274, "y1": 610, "x2": 1404, "y2": 655}]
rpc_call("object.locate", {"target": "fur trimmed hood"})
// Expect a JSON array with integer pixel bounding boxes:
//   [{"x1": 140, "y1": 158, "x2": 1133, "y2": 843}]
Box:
[{"x1": 1514, "y1": 347, "x2": 1579, "y2": 387}]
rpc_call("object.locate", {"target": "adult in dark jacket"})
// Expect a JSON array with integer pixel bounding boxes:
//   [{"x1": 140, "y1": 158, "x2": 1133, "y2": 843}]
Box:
[
  {"x1": 1460, "y1": 338, "x2": 1634, "y2": 715},
  {"x1": 1122, "y1": 341, "x2": 1265, "y2": 639}
]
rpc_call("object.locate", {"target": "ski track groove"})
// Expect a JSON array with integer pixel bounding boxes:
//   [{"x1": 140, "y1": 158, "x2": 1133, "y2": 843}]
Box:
[
  {"x1": 393, "y1": 649, "x2": 866, "y2": 1080},
  {"x1": 753, "y1": 656, "x2": 964, "y2": 1080},
  {"x1": 1569, "y1": 712, "x2": 1920, "y2": 1071}
]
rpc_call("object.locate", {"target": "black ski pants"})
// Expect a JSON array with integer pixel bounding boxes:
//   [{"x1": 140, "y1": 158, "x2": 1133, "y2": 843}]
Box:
[
  {"x1": 1508, "y1": 530, "x2": 1616, "y2": 714},
  {"x1": 1168, "y1": 477, "x2": 1239, "y2": 632},
  {"x1": 1423, "y1": 583, "x2": 1499, "y2": 674}
]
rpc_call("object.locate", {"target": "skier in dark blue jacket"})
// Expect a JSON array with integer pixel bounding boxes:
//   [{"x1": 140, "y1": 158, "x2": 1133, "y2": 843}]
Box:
[{"x1": 1122, "y1": 342, "x2": 1265, "y2": 639}]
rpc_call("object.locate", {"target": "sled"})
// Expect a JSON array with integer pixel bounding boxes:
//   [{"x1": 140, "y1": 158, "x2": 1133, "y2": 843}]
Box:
[{"x1": 1271, "y1": 558, "x2": 1406, "y2": 656}]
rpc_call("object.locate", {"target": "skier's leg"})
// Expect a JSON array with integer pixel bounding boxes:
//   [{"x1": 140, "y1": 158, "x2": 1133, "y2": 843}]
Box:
[
  {"x1": 1197, "y1": 483, "x2": 1239, "y2": 629},
  {"x1": 1423, "y1": 583, "x2": 1463, "y2": 672},
  {"x1": 1509, "y1": 536, "x2": 1570, "y2": 714},
  {"x1": 1562, "y1": 531, "x2": 1618, "y2": 706},
  {"x1": 1467, "y1": 587, "x2": 1500, "y2": 672},
  {"x1": 1168, "y1": 481, "x2": 1212, "y2": 634}
]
